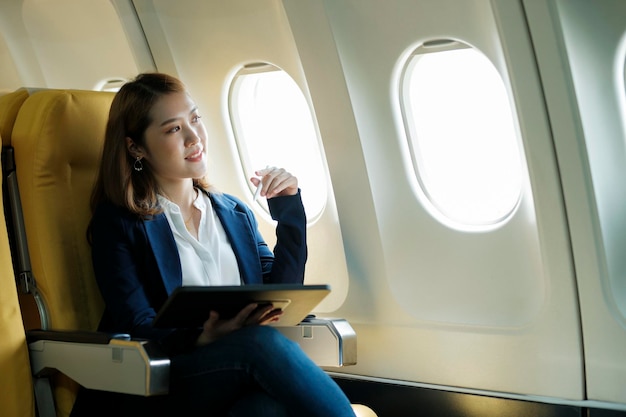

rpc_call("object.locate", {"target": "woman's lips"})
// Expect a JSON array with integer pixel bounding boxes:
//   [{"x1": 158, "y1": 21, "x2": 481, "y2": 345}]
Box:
[{"x1": 185, "y1": 146, "x2": 203, "y2": 161}]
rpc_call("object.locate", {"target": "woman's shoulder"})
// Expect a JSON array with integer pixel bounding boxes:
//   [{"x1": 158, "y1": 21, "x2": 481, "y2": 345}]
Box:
[
  {"x1": 91, "y1": 200, "x2": 147, "y2": 232},
  {"x1": 93, "y1": 200, "x2": 133, "y2": 219},
  {"x1": 89, "y1": 201, "x2": 159, "y2": 246}
]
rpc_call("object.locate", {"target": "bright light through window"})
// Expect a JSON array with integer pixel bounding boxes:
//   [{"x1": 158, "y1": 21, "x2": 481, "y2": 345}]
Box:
[
  {"x1": 229, "y1": 65, "x2": 327, "y2": 221},
  {"x1": 401, "y1": 43, "x2": 523, "y2": 227}
]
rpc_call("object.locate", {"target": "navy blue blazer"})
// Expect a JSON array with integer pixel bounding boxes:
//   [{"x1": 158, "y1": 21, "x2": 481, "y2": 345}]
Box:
[{"x1": 89, "y1": 190, "x2": 306, "y2": 353}]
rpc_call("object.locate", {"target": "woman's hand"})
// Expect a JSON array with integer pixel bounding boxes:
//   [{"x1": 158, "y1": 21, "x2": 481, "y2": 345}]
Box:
[
  {"x1": 250, "y1": 167, "x2": 298, "y2": 199},
  {"x1": 195, "y1": 303, "x2": 283, "y2": 346}
]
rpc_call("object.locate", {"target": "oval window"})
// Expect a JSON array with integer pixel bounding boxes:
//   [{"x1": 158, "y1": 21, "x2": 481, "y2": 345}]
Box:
[
  {"x1": 401, "y1": 41, "x2": 523, "y2": 227},
  {"x1": 229, "y1": 64, "x2": 327, "y2": 221}
]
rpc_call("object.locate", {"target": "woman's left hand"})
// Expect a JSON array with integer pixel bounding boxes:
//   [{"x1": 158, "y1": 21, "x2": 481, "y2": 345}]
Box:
[{"x1": 250, "y1": 167, "x2": 298, "y2": 199}]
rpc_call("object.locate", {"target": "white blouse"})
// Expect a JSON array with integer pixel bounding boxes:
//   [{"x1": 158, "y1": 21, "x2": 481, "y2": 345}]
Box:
[{"x1": 157, "y1": 191, "x2": 241, "y2": 286}]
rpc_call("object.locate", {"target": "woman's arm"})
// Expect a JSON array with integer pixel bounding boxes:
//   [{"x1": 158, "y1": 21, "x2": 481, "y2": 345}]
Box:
[
  {"x1": 247, "y1": 167, "x2": 307, "y2": 284},
  {"x1": 263, "y1": 191, "x2": 307, "y2": 284}
]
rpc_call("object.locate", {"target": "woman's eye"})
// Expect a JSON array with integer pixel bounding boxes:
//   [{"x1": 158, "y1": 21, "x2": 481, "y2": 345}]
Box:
[
  {"x1": 192, "y1": 115, "x2": 202, "y2": 123},
  {"x1": 166, "y1": 126, "x2": 181, "y2": 134}
]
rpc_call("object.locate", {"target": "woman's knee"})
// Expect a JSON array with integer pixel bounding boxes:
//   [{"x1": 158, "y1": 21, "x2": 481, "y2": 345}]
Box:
[
  {"x1": 234, "y1": 326, "x2": 297, "y2": 354},
  {"x1": 227, "y1": 326, "x2": 311, "y2": 369}
]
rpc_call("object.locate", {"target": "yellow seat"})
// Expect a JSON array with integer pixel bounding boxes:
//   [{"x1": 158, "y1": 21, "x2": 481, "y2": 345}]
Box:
[
  {"x1": 11, "y1": 89, "x2": 114, "y2": 416},
  {"x1": 0, "y1": 140, "x2": 36, "y2": 417},
  {"x1": 11, "y1": 89, "x2": 113, "y2": 333}
]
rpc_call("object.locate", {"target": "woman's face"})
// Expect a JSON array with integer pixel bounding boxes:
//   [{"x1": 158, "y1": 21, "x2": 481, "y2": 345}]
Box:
[{"x1": 140, "y1": 92, "x2": 208, "y2": 188}]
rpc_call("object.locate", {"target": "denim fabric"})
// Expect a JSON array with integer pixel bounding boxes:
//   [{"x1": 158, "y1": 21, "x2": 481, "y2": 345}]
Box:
[{"x1": 169, "y1": 326, "x2": 356, "y2": 417}]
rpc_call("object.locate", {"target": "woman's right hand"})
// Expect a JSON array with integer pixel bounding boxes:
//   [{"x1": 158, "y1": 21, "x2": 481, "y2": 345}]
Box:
[{"x1": 195, "y1": 303, "x2": 283, "y2": 346}]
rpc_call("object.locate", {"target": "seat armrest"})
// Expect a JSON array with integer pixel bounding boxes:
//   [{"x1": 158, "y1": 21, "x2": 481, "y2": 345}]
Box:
[
  {"x1": 27, "y1": 329, "x2": 131, "y2": 344},
  {"x1": 27, "y1": 329, "x2": 169, "y2": 396},
  {"x1": 277, "y1": 317, "x2": 357, "y2": 367}
]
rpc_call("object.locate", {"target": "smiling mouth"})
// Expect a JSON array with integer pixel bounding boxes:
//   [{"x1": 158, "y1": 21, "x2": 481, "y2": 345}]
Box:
[{"x1": 185, "y1": 146, "x2": 203, "y2": 160}]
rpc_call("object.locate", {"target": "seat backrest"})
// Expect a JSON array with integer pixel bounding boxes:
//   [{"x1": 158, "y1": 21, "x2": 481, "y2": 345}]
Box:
[
  {"x1": 10, "y1": 89, "x2": 115, "y2": 416},
  {"x1": 11, "y1": 89, "x2": 114, "y2": 331},
  {"x1": 0, "y1": 140, "x2": 36, "y2": 417}
]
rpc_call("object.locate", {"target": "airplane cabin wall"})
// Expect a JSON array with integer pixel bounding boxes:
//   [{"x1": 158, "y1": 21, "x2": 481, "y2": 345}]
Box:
[
  {"x1": 0, "y1": 0, "x2": 625, "y2": 412},
  {"x1": 0, "y1": 34, "x2": 21, "y2": 92},
  {"x1": 524, "y1": 0, "x2": 626, "y2": 405},
  {"x1": 284, "y1": 0, "x2": 583, "y2": 401},
  {"x1": 0, "y1": 0, "x2": 140, "y2": 90}
]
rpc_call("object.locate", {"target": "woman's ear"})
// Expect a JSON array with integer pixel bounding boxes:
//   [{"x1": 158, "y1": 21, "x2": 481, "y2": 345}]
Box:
[{"x1": 125, "y1": 137, "x2": 145, "y2": 159}]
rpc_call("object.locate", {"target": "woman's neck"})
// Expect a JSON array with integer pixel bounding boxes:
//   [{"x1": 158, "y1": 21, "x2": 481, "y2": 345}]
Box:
[{"x1": 159, "y1": 180, "x2": 197, "y2": 209}]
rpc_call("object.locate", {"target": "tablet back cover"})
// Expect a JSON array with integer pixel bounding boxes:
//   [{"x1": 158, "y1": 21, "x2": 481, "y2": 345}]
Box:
[{"x1": 152, "y1": 284, "x2": 331, "y2": 328}]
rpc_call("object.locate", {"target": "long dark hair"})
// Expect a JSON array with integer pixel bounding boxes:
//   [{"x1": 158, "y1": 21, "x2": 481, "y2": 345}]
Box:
[{"x1": 90, "y1": 73, "x2": 210, "y2": 216}]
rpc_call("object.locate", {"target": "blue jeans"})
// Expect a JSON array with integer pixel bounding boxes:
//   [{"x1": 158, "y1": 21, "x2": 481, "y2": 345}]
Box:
[{"x1": 168, "y1": 325, "x2": 356, "y2": 417}]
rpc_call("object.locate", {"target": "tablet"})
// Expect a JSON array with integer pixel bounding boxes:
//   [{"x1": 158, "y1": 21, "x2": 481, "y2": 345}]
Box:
[{"x1": 152, "y1": 284, "x2": 331, "y2": 328}]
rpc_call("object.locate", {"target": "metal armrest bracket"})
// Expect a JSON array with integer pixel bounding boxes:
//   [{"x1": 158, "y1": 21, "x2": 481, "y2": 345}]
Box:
[{"x1": 277, "y1": 317, "x2": 357, "y2": 367}]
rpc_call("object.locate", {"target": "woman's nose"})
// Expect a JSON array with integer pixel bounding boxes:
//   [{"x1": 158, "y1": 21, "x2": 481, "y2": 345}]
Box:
[{"x1": 184, "y1": 128, "x2": 201, "y2": 146}]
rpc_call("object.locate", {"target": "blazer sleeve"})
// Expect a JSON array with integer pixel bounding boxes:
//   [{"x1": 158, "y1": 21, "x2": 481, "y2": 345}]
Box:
[{"x1": 263, "y1": 190, "x2": 308, "y2": 284}]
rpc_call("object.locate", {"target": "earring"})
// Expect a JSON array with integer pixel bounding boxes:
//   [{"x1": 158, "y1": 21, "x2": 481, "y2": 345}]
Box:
[{"x1": 134, "y1": 156, "x2": 144, "y2": 172}]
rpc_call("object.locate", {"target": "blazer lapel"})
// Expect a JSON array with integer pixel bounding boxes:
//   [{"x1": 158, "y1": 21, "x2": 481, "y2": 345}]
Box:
[
  {"x1": 144, "y1": 213, "x2": 182, "y2": 295},
  {"x1": 210, "y1": 193, "x2": 262, "y2": 284}
]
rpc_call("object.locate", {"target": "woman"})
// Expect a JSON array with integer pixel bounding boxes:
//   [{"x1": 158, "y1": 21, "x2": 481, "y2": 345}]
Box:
[{"x1": 75, "y1": 73, "x2": 356, "y2": 417}]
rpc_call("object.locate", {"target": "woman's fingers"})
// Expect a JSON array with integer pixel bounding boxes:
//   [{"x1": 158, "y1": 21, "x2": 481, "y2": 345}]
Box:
[
  {"x1": 250, "y1": 167, "x2": 298, "y2": 199},
  {"x1": 235, "y1": 303, "x2": 261, "y2": 326},
  {"x1": 196, "y1": 303, "x2": 282, "y2": 347},
  {"x1": 258, "y1": 308, "x2": 284, "y2": 325},
  {"x1": 245, "y1": 304, "x2": 284, "y2": 325}
]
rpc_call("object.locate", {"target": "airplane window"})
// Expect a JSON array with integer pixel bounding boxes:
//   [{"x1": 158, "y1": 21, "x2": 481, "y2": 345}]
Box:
[
  {"x1": 400, "y1": 41, "x2": 523, "y2": 228},
  {"x1": 229, "y1": 64, "x2": 327, "y2": 221},
  {"x1": 93, "y1": 78, "x2": 128, "y2": 92}
]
